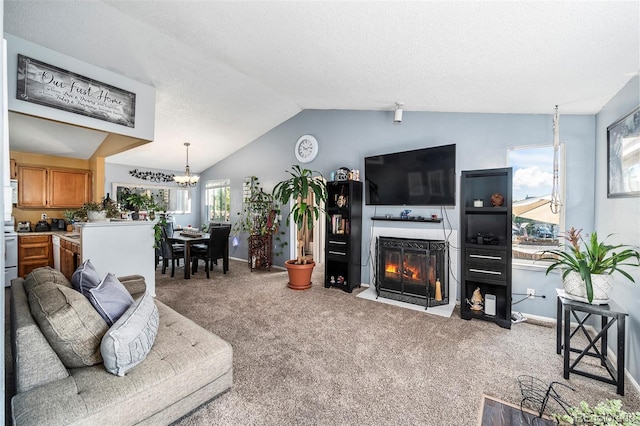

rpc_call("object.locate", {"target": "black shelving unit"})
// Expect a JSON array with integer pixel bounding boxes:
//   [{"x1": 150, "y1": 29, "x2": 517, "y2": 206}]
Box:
[
  {"x1": 325, "y1": 180, "x2": 362, "y2": 293},
  {"x1": 460, "y1": 168, "x2": 512, "y2": 329}
]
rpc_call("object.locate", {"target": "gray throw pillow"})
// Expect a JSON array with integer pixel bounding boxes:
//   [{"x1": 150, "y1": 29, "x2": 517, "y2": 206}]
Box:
[
  {"x1": 89, "y1": 273, "x2": 135, "y2": 326},
  {"x1": 28, "y1": 282, "x2": 108, "y2": 368},
  {"x1": 71, "y1": 259, "x2": 101, "y2": 297},
  {"x1": 101, "y1": 292, "x2": 159, "y2": 376},
  {"x1": 24, "y1": 266, "x2": 71, "y2": 294}
]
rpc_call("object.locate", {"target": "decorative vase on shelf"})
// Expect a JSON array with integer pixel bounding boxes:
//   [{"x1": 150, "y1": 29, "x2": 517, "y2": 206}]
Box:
[
  {"x1": 563, "y1": 271, "x2": 613, "y2": 305},
  {"x1": 490, "y1": 193, "x2": 504, "y2": 207}
]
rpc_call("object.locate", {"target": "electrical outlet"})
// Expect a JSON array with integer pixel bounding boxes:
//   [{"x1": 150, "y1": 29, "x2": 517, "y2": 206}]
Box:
[
  {"x1": 41, "y1": 213, "x2": 47, "y2": 220},
  {"x1": 527, "y1": 288, "x2": 535, "y2": 299}
]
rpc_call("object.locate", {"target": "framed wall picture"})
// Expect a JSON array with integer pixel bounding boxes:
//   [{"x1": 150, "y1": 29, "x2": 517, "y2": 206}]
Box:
[{"x1": 607, "y1": 106, "x2": 640, "y2": 198}]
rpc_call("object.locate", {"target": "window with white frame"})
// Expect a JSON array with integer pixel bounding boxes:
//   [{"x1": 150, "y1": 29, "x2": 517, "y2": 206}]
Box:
[
  {"x1": 204, "y1": 179, "x2": 231, "y2": 222},
  {"x1": 170, "y1": 188, "x2": 192, "y2": 214},
  {"x1": 508, "y1": 145, "x2": 564, "y2": 264}
]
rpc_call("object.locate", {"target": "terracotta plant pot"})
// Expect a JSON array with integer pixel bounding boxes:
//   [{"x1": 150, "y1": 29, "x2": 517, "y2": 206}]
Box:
[{"x1": 285, "y1": 260, "x2": 315, "y2": 290}]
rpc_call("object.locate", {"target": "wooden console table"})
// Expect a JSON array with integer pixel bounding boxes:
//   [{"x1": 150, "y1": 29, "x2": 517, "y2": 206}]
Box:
[{"x1": 556, "y1": 289, "x2": 628, "y2": 395}]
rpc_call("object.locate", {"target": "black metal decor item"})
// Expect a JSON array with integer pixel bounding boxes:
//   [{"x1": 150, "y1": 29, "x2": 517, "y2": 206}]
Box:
[{"x1": 129, "y1": 169, "x2": 175, "y2": 183}]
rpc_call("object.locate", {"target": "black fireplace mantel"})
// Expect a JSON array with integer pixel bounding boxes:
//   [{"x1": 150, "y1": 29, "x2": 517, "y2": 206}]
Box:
[{"x1": 371, "y1": 216, "x2": 442, "y2": 223}]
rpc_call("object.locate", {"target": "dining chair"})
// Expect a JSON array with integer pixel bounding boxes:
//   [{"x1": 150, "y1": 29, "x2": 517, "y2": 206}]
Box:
[
  {"x1": 160, "y1": 227, "x2": 185, "y2": 277},
  {"x1": 191, "y1": 226, "x2": 231, "y2": 278}
]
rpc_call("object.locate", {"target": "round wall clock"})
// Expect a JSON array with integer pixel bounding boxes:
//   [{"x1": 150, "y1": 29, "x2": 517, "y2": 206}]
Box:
[{"x1": 294, "y1": 135, "x2": 318, "y2": 163}]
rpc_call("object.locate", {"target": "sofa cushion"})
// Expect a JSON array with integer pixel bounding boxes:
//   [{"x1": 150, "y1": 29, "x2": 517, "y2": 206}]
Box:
[
  {"x1": 24, "y1": 266, "x2": 71, "y2": 294},
  {"x1": 101, "y1": 292, "x2": 159, "y2": 376},
  {"x1": 28, "y1": 282, "x2": 108, "y2": 368},
  {"x1": 71, "y1": 259, "x2": 101, "y2": 297},
  {"x1": 89, "y1": 273, "x2": 135, "y2": 326}
]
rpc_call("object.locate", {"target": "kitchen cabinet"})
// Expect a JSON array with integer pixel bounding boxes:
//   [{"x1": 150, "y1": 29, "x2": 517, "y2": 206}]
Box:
[
  {"x1": 17, "y1": 165, "x2": 92, "y2": 208},
  {"x1": 18, "y1": 234, "x2": 52, "y2": 277},
  {"x1": 60, "y1": 238, "x2": 81, "y2": 280},
  {"x1": 17, "y1": 166, "x2": 47, "y2": 207},
  {"x1": 10, "y1": 158, "x2": 18, "y2": 179}
]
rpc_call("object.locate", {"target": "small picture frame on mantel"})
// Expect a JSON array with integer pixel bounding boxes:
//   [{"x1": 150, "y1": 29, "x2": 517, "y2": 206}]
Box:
[{"x1": 607, "y1": 105, "x2": 640, "y2": 198}]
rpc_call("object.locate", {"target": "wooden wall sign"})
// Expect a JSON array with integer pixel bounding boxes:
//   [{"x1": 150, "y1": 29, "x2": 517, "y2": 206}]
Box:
[{"x1": 16, "y1": 54, "x2": 136, "y2": 128}]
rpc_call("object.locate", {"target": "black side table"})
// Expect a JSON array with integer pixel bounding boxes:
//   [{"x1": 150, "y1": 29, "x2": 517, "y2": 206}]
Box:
[{"x1": 556, "y1": 289, "x2": 628, "y2": 395}]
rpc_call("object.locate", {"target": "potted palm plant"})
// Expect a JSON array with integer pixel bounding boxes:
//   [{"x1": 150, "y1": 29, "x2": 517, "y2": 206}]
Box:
[
  {"x1": 272, "y1": 165, "x2": 328, "y2": 290},
  {"x1": 540, "y1": 227, "x2": 640, "y2": 304}
]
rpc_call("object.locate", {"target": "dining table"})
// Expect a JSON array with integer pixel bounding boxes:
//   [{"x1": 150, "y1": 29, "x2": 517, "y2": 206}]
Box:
[{"x1": 168, "y1": 231, "x2": 210, "y2": 279}]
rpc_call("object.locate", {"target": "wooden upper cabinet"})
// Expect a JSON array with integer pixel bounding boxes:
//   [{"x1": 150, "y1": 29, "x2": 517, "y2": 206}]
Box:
[
  {"x1": 17, "y1": 165, "x2": 92, "y2": 208},
  {"x1": 17, "y1": 166, "x2": 48, "y2": 207},
  {"x1": 49, "y1": 168, "x2": 92, "y2": 208}
]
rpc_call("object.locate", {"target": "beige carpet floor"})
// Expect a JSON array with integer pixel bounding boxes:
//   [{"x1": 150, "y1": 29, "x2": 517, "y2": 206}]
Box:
[{"x1": 154, "y1": 259, "x2": 640, "y2": 426}]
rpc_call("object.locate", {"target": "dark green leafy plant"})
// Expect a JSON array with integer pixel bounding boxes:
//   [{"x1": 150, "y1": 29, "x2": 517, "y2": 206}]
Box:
[
  {"x1": 272, "y1": 165, "x2": 327, "y2": 265},
  {"x1": 540, "y1": 227, "x2": 640, "y2": 303},
  {"x1": 233, "y1": 176, "x2": 280, "y2": 236},
  {"x1": 68, "y1": 197, "x2": 121, "y2": 221},
  {"x1": 125, "y1": 193, "x2": 157, "y2": 212}
]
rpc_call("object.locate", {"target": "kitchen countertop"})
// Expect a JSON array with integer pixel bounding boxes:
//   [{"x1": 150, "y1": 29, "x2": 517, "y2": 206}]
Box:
[{"x1": 16, "y1": 230, "x2": 82, "y2": 244}]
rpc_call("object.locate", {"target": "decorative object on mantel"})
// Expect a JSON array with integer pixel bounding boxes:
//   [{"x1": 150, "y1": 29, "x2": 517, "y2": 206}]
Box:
[
  {"x1": 174, "y1": 142, "x2": 199, "y2": 187},
  {"x1": 490, "y1": 192, "x2": 504, "y2": 206},
  {"x1": 540, "y1": 227, "x2": 640, "y2": 304},
  {"x1": 129, "y1": 169, "x2": 175, "y2": 183},
  {"x1": 400, "y1": 209, "x2": 411, "y2": 219}
]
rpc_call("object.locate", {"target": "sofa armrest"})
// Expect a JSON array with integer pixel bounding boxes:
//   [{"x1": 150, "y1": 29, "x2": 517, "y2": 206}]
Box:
[
  {"x1": 10, "y1": 279, "x2": 69, "y2": 393},
  {"x1": 118, "y1": 275, "x2": 147, "y2": 298}
]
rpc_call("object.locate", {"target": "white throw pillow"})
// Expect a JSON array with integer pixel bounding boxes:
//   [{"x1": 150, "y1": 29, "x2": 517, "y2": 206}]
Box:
[{"x1": 101, "y1": 292, "x2": 159, "y2": 376}]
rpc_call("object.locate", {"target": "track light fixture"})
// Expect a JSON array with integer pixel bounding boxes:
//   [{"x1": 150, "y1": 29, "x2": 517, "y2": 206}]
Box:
[
  {"x1": 394, "y1": 102, "x2": 404, "y2": 124},
  {"x1": 174, "y1": 142, "x2": 199, "y2": 187}
]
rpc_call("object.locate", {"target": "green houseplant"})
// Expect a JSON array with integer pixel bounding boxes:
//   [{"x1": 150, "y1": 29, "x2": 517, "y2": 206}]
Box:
[
  {"x1": 272, "y1": 165, "x2": 327, "y2": 289},
  {"x1": 126, "y1": 193, "x2": 157, "y2": 220},
  {"x1": 69, "y1": 197, "x2": 120, "y2": 222},
  {"x1": 233, "y1": 176, "x2": 280, "y2": 237},
  {"x1": 541, "y1": 227, "x2": 640, "y2": 303},
  {"x1": 552, "y1": 399, "x2": 640, "y2": 425}
]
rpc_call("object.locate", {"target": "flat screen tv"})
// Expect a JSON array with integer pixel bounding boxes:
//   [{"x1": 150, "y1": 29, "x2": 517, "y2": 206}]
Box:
[{"x1": 364, "y1": 144, "x2": 456, "y2": 206}]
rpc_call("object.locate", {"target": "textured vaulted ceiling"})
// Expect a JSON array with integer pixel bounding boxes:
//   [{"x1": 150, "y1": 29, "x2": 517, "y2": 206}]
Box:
[{"x1": 4, "y1": 1, "x2": 639, "y2": 172}]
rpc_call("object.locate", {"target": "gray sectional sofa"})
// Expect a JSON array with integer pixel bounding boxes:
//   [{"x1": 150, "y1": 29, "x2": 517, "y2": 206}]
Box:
[{"x1": 10, "y1": 270, "x2": 233, "y2": 425}]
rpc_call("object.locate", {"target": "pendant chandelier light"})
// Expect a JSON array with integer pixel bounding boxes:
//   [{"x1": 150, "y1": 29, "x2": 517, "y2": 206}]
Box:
[{"x1": 174, "y1": 142, "x2": 199, "y2": 187}]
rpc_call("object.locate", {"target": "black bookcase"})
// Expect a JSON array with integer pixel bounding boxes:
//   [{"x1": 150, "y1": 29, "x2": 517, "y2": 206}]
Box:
[
  {"x1": 460, "y1": 168, "x2": 512, "y2": 329},
  {"x1": 324, "y1": 180, "x2": 362, "y2": 293}
]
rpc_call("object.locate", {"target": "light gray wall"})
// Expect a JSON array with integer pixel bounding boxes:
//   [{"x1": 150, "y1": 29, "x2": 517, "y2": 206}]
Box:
[
  {"x1": 200, "y1": 109, "x2": 596, "y2": 320},
  {"x1": 105, "y1": 162, "x2": 199, "y2": 228},
  {"x1": 594, "y1": 76, "x2": 640, "y2": 382}
]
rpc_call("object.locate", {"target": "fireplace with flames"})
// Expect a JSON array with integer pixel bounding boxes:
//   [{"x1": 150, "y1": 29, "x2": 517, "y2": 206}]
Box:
[{"x1": 376, "y1": 237, "x2": 449, "y2": 308}]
